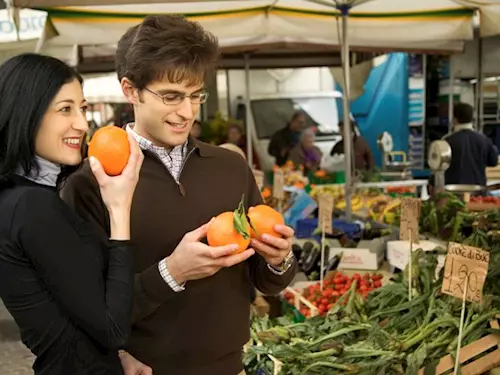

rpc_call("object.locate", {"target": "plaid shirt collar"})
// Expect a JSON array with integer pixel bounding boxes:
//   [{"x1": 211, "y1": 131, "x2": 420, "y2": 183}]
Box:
[{"x1": 125, "y1": 123, "x2": 188, "y2": 182}]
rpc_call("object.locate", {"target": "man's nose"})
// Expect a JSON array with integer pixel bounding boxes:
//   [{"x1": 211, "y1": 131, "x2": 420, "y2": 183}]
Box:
[{"x1": 176, "y1": 98, "x2": 194, "y2": 120}]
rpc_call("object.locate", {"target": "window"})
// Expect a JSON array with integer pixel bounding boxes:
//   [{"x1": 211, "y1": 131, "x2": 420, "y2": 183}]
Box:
[{"x1": 250, "y1": 97, "x2": 340, "y2": 139}]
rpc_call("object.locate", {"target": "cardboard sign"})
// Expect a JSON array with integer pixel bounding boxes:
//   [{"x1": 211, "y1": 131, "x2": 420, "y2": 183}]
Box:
[
  {"x1": 441, "y1": 242, "x2": 490, "y2": 303},
  {"x1": 252, "y1": 169, "x2": 265, "y2": 191},
  {"x1": 399, "y1": 198, "x2": 421, "y2": 244},
  {"x1": 318, "y1": 194, "x2": 334, "y2": 234},
  {"x1": 273, "y1": 170, "x2": 285, "y2": 199}
]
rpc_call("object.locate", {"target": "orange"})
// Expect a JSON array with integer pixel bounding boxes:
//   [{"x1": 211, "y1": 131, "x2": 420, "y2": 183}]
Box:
[
  {"x1": 207, "y1": 212, "x2": 251, "y2": 254},
  {"x1": 248, "y1": 204, "x2": 284, "y2": 239},
  {"x1": 88, "y1": 126, "x2": 130, "y2": 176}
]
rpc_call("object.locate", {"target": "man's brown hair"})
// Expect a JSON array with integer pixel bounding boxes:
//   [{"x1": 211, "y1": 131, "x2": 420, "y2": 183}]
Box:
[{"x1": 115, "y1": 15, "x2": 219, "y2": 90}]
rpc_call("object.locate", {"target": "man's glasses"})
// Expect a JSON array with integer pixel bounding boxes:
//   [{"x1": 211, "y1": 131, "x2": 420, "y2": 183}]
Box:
[{"x1": 144, "y1": 87, "x2": 209, "y2": 106}]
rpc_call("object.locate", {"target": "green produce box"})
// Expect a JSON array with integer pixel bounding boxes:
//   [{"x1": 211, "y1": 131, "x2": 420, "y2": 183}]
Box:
[{"x1": 280, "y1": 299, "x2": 306, "y2": 323}]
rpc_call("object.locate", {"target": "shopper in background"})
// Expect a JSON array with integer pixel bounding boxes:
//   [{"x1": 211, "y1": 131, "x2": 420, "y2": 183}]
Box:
[
  {"x1": 444, "y1": 102, "x2": 498, "y2": 187},
  {"x1": 0, "y1": 53, "x2": 143, "y2": 375},
  {"x1": 62, "y1": 15, "x2": 296, "y2": 375},
  {"x1": 268, "y1": 110, "x2": 306, "y2": 166},
  {"x1": 190, "y1": 119, "x2": 203, "y2": 139},
  {"x1": 287, "y1": 128, "x2": 323, "y2": 174},
  {"x1": 330, "y1": 120, "x2": 375, "y2": 171},
  {"x1": 225, "y1": 123, "x2": 261, "y2": 169}
]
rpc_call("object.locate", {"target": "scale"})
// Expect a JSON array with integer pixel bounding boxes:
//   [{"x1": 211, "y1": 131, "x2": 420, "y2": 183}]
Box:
[
  {"x1": 427, "y1": 139, "x2": 483, "y2": 195},
  {"x1": 377, "y1": 131, "x2": 412, "y2": 180}
]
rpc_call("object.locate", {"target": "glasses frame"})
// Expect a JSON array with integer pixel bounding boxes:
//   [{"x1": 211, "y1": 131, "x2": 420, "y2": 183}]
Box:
[{"x1": 143, "y1": 87, "x2": 209, "y2": 106}]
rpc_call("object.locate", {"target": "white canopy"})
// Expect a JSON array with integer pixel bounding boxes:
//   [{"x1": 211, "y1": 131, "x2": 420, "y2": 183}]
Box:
[{"x1": 17, "y1": 0, "x2": 490, "y2": 55}]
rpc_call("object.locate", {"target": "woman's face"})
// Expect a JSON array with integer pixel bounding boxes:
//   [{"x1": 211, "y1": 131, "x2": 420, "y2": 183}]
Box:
[
  {"x1": 35, "y1": 79, "x2": 89, "y2": 166},
  {"x1": 228, "y1": 127, "x2": 242, "y2": 144}
]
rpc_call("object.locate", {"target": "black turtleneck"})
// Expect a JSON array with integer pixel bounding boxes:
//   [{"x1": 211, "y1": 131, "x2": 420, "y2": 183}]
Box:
[{"x1": 0, "y1": 175, "x2": 134, "y2": 375}]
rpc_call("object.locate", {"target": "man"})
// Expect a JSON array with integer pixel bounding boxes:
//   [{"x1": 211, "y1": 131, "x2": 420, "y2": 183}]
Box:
[
  {"x1": 268, "y1": 111, "x2": 306, "y2": 166},
  {"x1": 62, "y1": 15, "x2": 297, "y2": 375},
  {"x1": 330, "y1": 120, "x2": 374, "y2": 171},
  {"x1": 444, "y1": 102, "x2": 498, "y2": 187}
]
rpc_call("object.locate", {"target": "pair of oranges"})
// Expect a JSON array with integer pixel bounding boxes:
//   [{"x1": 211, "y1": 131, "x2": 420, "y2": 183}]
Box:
[
  {"x1": 89, "y1": 127, "x2": 284, "y2": 253},
  {"x1": 207, "y1": 198, "x2": 284, "y2": 254}
]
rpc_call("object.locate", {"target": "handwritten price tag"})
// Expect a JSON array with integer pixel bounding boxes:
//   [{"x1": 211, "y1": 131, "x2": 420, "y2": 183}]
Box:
[
  {"x1": 273, "y1": 170, "x2": 285, "y2": 199},
  {"x1": 318, "y1": 194, "x2": 334, "y2": 234},
  {"x1": 399, "y1": 198, "x2": 421, "y2": 244},
  {"x1": 441, "y1": 242, "x2": 490, "y2": 303},
  {"x1": 252, "y1": 169, "x2": 265, "y2": 191}
]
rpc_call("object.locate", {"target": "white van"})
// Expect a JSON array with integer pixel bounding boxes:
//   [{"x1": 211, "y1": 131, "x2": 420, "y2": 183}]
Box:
[{"x1": 247, "y1": 91, "x2": 344, "y2": 171}]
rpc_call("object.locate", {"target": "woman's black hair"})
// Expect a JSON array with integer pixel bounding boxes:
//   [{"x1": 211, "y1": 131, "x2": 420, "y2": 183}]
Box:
[{"x1": 0, "y1": 53, "x2": 84, "y2": 189}]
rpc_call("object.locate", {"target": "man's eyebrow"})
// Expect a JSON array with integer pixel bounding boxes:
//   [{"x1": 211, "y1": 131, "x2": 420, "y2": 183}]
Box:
[{"x1": 157, "y1": 88, "x2": 205, "y2": 96}]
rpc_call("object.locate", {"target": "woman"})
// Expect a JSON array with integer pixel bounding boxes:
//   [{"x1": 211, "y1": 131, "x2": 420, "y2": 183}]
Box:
[
  {"x1": 0, "y1": 53, "x2": 144, "y2": 374},
  {"x1": 288, "y1": 128, "x2": 323, "y2": 174}
]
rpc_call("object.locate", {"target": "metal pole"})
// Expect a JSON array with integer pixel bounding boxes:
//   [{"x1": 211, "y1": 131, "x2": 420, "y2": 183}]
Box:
[
  {"x1": 340, "y1": 6, "x2": 353, "y2": 220},
  {"x1": 225, "y1": 69, "x2": 232, "y2": 118},
  {"x1": 448, "y1": 57, "x2": 454, "y2": 133},
  {"x1": 477, "y1": 35, "x2": 484, "y2": 133},
  {"x1": 244, "y1": 53, "x2": 253, "y2": 167}
]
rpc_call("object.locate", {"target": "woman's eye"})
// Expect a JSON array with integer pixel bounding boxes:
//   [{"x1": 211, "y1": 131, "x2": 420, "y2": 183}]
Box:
[
  {"x1": 60, "y1": 106, "x2": 71, "y2": 113},
  {"x1": 81, "y1": 106, "x2": 88, "y2": 114}
]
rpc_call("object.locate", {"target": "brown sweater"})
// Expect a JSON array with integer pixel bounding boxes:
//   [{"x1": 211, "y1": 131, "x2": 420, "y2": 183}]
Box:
[{"x1": 61, "y1": 138, "x2": 296, "y2": 375}]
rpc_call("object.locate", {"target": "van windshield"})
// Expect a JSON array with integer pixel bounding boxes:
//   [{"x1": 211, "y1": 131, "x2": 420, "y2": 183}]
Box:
[{"x1": 250, "y1": 96, "x2": 339, "y2": 140}]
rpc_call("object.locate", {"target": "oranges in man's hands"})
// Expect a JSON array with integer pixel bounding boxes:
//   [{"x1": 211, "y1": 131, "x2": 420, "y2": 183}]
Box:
[
  {"x1": 88, "y1": 126, "x2": 130, "y2": 176},
  {"x1": 247, "y1": 205, "x2": 284, "y2": 239},
  {"x1": 207, "y1": 197, "x2": 251, "y2": 254}
]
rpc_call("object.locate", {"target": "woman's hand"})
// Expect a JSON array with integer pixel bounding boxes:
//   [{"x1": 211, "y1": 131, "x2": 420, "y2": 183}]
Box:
[
  {"x1": 119, "y1": 350, "x2": 153, "y2": 375},
  {"x1": 89, "y1": 133, "x2": 144, "y2": 213}
]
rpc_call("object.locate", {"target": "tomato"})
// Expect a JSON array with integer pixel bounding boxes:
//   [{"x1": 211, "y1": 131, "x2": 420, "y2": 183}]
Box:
[
  {"x1": 327, "y1": 303, "x2": 334, "y2": 310},
  {"x1": 373, "y1": 280, "x2": 382, "y2": 288},
  {"x1": 335, "y1": 284, "x2": 343, "y2": 290},
  {"x1": 353, "y1": 273, "x2": 361, "y2": 280},
  {"x1": 331, "y1": 290, "x2": 340, "y2": 297},
  {"x1": 300, "y1": 308, "x2": 308, "y2": 315},
  {"x1": 321, "y1": 298, "x2": 328, "y2": 305},
  {"x1": 360, "y1": 285, "x2": 368, "y2": 292}
]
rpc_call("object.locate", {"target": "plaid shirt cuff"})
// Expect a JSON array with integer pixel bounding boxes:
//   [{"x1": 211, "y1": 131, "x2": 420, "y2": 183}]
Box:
[{"x1": 158, "y1": 258, "x2": 185, "y2": 292}]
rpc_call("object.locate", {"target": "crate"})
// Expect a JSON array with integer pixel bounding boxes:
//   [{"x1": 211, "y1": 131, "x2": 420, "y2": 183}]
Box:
[
  {"x1": 418, "y1": 315, "x2": 500, "y2": 375},
  {"x1": 295, "y1": 218, "x2": 361, "y2": 239},
  {"x1": 281, "y1": 285, "x2": 319, "y2": 322}
]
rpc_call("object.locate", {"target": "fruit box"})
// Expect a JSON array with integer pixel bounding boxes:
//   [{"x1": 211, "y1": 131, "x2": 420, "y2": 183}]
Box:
[
  {"x1": 325, "y1": 237, "x2": 387, "y2": 270},
  {"x1": 418, "y1": 316, "x2": 500, "y2": 375}
]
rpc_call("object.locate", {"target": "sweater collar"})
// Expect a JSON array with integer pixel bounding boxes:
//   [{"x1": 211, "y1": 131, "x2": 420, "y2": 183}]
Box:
[
  {"x1": 454, "y1": 122, "x2": 474, "y2": 132},
  {"x1": 16, "y1": 156, "x2": 61, "y2": 187}
]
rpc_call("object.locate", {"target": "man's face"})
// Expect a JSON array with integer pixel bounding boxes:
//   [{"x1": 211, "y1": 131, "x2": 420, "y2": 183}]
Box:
[
  {"x1": 290, "y1": 114, "x2": 306, "y2": 132},
  {"x1": 123, "y1": 78, "x2": 205, "y2": 148}
]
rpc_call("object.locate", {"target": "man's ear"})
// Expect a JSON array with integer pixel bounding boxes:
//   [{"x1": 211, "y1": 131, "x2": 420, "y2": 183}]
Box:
[{"x1": 121, "y1": 78, "x2": 139, "y2": 105}]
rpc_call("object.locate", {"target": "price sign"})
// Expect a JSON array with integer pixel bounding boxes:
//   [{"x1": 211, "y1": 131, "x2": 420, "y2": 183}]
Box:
[
  {"x1": 399, "y1": 198, "x2": 421, "y2": 244},
  {"x1": 252, "y1": 169, "x2": 265, "y2": 191},
  {"x1": 273, "y1": 169, "x2": 285, "y2": 199},
  {"x1": 441, "y1": 242, "x2": 490, "y2": 303},
  {"x1": 318, "y1": 194, "x2": 334, "y2": 234}
]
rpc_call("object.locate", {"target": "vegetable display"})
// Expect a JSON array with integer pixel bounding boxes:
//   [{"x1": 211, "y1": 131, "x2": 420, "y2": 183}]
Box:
[{"x1": 244, "y1": 249, "x2": 500, "y2": 375}]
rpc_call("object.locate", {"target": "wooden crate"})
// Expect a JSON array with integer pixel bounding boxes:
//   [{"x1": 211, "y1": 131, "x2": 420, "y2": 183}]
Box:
[
  {"x1": 418, "y1": 316, "x2": 500, "y2": 375},
  {"x1": 486, "y1": 157, "x2": 500, "y2": 181}
]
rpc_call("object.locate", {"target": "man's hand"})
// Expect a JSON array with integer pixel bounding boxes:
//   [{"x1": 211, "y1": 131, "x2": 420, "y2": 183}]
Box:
[
  {"x1": 167, "y1": 219, "x2": 255, "y2": 284},
  {"x1": 119, "y1": 351, "x2": 153, "y2": 375},
  {"x1": 250, "y1": 224, "x2": 294, "y2": 266}
]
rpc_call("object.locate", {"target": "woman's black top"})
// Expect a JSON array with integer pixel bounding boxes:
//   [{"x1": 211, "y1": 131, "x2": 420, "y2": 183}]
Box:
[{"x1": 0, "y1": 176, "x2": 134, "y2": 375}]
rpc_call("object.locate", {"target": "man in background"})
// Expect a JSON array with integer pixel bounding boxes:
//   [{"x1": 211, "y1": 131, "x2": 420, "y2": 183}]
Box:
[
  {"x1": 444, "y1": 102, "x2": 499, "y2": 187},
  {"x1": 268, "y1": 111, "x2": 306, "y2": 166},
  {"x1": 330, "y1": 120, "x2": 374, "y2": 171}
]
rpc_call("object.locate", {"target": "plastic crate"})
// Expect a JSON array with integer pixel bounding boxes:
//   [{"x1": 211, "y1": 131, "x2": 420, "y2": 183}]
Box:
[{"x1": 295, "y1": 218, "x2": 361, "y2": 239}]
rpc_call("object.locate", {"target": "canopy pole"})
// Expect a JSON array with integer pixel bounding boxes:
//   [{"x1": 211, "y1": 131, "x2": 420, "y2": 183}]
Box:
[
  {"x1": 339, "y1": 4, "x2": 353, "y2": 220},
  {"x1": 244, "y1": 53, "x2": 253, "y2": 167}
]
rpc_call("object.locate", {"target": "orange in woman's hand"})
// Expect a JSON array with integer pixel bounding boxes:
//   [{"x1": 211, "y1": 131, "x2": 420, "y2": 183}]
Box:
[
  {"x1": 207, "y1": 196, "x2": 251, "y2": 254},
  {"x1": 248, "y1": 204, "x2": 285, "y2": 239},
  {"x1": 88, "y1": 126, "x2": 130, "y2": 176}
]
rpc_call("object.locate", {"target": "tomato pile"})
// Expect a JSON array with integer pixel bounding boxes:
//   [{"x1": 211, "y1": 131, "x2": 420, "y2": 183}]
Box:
[
  {"x1": 470, "y1": 196, "x2": 500, "y2": 205},
  {"x1": 284, "y1": 272, "x2": 383, "y2": 318}
]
